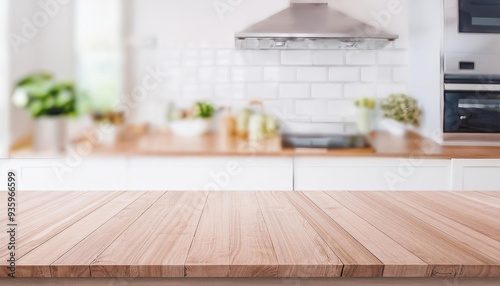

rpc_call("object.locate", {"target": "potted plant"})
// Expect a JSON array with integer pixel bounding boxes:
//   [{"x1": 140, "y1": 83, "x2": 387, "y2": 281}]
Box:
[
  {"x1": 168, "y1": 101, "x2": 215, "y2": 136},
  {"x1": 380, "y1": 93, "x2": 421, "y2": 136},
  {"x1": 11, "y1": 73, "x2": 77, "y2": 151},
  {"x1": 354, "y1": 97, "x2": 376, "y2": 135}
]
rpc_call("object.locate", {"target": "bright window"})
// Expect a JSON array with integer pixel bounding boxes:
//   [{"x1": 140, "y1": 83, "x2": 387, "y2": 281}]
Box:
[{"x1": 75, "y1": 0, "x2": 123, "y2": 112}]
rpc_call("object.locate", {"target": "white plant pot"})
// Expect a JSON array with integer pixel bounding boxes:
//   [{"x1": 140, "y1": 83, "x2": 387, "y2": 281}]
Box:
[
  {"x1": 380, "y1": 118, "x2": 408, "y2": 137},
  {"x1": 355, "y1": 107, "x2": 374, "y2": 135},
  {"x1": 169, "y1": 118, "x2": 211, "y2": 137},
  {"x1": 34, "y1": 117, "x2": 66, "y2": 152}
]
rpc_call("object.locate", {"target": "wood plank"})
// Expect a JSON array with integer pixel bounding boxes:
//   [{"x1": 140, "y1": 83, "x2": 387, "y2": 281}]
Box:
[
  {"x1": 0, "y1": 192, "x2": 122, "y2": 277},
  {"x1": 51, "y1": 191, "x2": 164, "y2": 278},
  {"x1": 91, "y1": 191, "x2": 208, "y2": 277},
  {"x1": 299, "y1": 192, "x2": 428, "y2": 277},
  {"x1": 479, "y1": 191, "x2": 500, "y2": 199},
  {"x1": 88, "y1": 191, "x2": 184, "y2": 277},
  {"x1": 405, "y1": 192, "x2": 500, "y2": 241},
  {"x1": 185, "y1": 192, "x2": 278, "y2": 277},
  {"x1": 284, "y1": 192, "x2": 384, "y2": 277},
  {"x1": 185, "y1": 192, "x2": 231, "y2": 277},
  {"x1": 256, "y1": 192, "x2": 342, "y2": 277},
  {"x1": 347, "y1": 192, "x2": 500, "y2": 277},
  {"x1": 434, "y1": 192, "x2": 500, "y2": 217},
  {"x1": 228, "y1": 192, "x2": 278, "y2": 277},
  {"x1": 326, "y1": 192, "x2": 472, "y2": 277},
  {"x1": 1, "y1": 277, "x2": 500, "y2": 286},
  {"x1": 456, "y1": 192, "x2": 500, "y2": 208},
  {"x1": 374, "y1": 192, "x2": 500, "y2": 276},
  {"x1": 0, "y1": 191, "x2": 86, "y2": 226},
  {"x1": 17, "y1": 191, "x2": 145, "y2": 278}
]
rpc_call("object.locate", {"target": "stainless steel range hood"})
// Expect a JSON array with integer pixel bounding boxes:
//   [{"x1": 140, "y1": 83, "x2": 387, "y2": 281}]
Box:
[{"x1": 235, "y1": 0, "x2": 398, "y2": 50}]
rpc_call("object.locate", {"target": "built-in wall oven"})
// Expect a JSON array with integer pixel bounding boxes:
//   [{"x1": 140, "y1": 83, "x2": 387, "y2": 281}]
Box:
[
  {"x1": 443, "y1": 0, "x2": 500, "y2": 144},
  {"x1": 443, "y1": 75, "x2": 500, "y2": 142}
]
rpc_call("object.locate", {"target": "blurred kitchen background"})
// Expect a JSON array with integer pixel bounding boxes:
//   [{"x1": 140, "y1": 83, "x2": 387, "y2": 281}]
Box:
[{"x1": 0, "y1": 0, "x2": 412, "y2": 157}]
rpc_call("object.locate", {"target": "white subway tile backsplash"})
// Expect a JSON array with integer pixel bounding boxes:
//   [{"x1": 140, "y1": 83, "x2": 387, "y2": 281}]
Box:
[
  {"x1": 376, "y1": 84, "x2": 408, "y2": 97},
  {"x1": 138, "y1": 47, "x2": 409, "y2": 129},
  {"x1": 343, "y1": 84, "x2": 376, "y2": 98},
  {"x1": 263, "y1": 67, "x2": 296, "y2": 82},
  {"x1": 233, "y1": 50, "x2": 250, "y2": 66},
  {"x1": 295, "y1": 100, "x2": 328, "y2": 116},
  {"x1": 249, "y1": 51, "x2": 280, "y2": 66},
  {"x1": 281, "y1": 51, "x2": 313, "y2": 65},
  {"x1": 214, "y1": 67, "x2": 230, "y2": 83},
  {"x1": 360, "y1": 67, "x2": 392, "y2": 82},
  {"x1": 279, "y1": 84, "x2": 310, "y2": 98},
  {"x1": 200, "y1": 50, "x2": 214, "y2": 66},
  {"x1": 159, "y1": 50, "x2": 182, "y2": 67},
  {"x1": 182, "y1": 84, "x2": 213, "y2": 98},
  {"x1": 182, "y1": 50, "x2": 200, "y2": 66},
  {"x1": 215, "y1": 50, "x2": 233, "y2": 66},
  {"x1": 329, "y1": 67, "x2": 359, "y2": 82},
  {"x1": 311, "y1": 116, "x2": 344, "y2": 123},
  {"x1": 313, "y1": 51, "x2": 344, "y2": 65},
  {"x1": 311, "y1": 84, "x2": 342, "y2": 98},
  {"x1": 232, "y1": 67, "x2": 262, "y2": 82},
  {"x1": 297, "y1": 67, "x2": 328, "y2": 82},
  {"x1": 262, "y1": 100, "x2": 295, "y2": 118},
  {"x1": 378, "y1": 51, "x2": 408, "y2": 65},
  {"x1": 198, "y1": 67, "x2": 214, "y2": 83},
  {"x1": 393, "y1": 67, "x2": 409, "y2": 82},
  {"x1": 327, "y1": 100, "x2": 356, "y2": 117},
  {"x1": 214, "y1": 84, "x2": 245, "y2": 99},
  {"x1": 346, "y1": 51, "x2": 377, "y2": 65},
  {"x1": 247, "y1": 84, "x2": 278, "y2": 98},
  {"x1": 199, "y1": 67, "x2": 230, "y2": 83}
]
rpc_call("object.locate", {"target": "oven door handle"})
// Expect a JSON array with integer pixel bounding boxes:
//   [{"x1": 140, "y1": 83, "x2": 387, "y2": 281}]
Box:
[
  {"x1": 458, "y1": 103, "x2": 500, "y2": 109},
  {"x1": 445, "y1": 84, "x2": 500, "y2": 91}
]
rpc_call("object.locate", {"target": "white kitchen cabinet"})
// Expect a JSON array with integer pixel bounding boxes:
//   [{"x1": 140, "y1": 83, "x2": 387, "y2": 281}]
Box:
[
  {"x1": 294, "y1": 157, "x2": 452, "y2": 191},
  {"x1": 451, "y1": 159, "x2": 500, "y2": 191},
  {"x1": 0, "y1": 157, "x2": 293, "y2": 191},
  {"x1": 0, "y1": 158, "x2": 128, "y2": 191},
  {"x1": 127, "y1": 156, "x2": 293, "y2": 191}
]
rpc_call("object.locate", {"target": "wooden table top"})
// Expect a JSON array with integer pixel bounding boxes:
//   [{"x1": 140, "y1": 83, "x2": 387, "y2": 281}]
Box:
[{"x1": 2, "y1": 191, "x2": 500, "y2": 278}]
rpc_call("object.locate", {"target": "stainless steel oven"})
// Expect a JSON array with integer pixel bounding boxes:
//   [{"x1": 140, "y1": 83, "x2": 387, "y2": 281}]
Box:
[
  {"x1": 444, "y1": 0, "x2": 500, "y2": 75},
  {"x1": 442, "y1": 0, "x2": 500, "y2": 144},
  {"x1": 443, "y1": 75, "x2": 500, "y2": 143}
]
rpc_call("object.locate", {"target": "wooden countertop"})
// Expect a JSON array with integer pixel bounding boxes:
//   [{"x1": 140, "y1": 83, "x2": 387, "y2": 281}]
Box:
[
  {"x1": 2, "y1": 191, "x2": 500, "y2": 278},
  {"x1": 10, "y1": 130, "x2": 500, "y2": 159},
  {"x1": 88, "y1": 131, "x2": 500, "y2": 159}
]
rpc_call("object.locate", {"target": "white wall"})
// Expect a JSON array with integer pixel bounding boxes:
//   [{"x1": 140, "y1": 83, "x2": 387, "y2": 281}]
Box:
[
  {"x1": 0, "y1": 0, "x2": 9, "y2": 157},
  {"x1": 8, "y1": 0, "x2": 75, "y2": 145},
  {"x1": 131, "y1": 0, "x2": 410, "y2": 134}
]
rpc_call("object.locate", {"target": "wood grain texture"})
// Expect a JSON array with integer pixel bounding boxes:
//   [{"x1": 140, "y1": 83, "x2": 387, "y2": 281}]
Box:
[
  {"x1": 300, "y1": 192, "x2": 428, "y2": 277},
  {"x1": 284, "y1": 192, "x2": 384, "y2": 277},
  {"x1": 227, "y1": 192, "x2": 278, "y2": 277},
  {"x1": 16, "y1": 192, "x2": 144, "y2": 277},
  {"x1": 348, "y1": 192, "x2": 500, "y2": 277},
  {"x1": 256, "y1": 192, "x2": 342, "y2": 277},
  {"x1": 89, "y1": 191, "x2": 186, "y2": 277},
  {"x1": 2, "y1": 278, "x2": 500, "y2": 286},
  {"x1": 51, "y1": 191, "x2": 164, "y2": 277},
  {"x1": 185, "y1": 192, "x2": 231, "y2": 277},
  {"x1": 2, "y1": 191, "x2": 500, "y2": 279}
]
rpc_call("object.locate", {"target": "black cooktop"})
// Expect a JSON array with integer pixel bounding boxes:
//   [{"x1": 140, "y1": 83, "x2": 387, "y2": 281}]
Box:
[{"x1": 281, "y1": 134, "x2": 371, "y2": 149}]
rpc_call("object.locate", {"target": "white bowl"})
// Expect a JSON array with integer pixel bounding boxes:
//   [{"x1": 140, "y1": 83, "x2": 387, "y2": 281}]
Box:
[{"x1": 169, "y1": 119, "x2": 211, "y2": 137}]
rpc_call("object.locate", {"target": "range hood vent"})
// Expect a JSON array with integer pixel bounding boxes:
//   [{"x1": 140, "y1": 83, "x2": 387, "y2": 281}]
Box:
[{"x1": 235, "y1": 0, "x2": 398, "y2": 50}]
